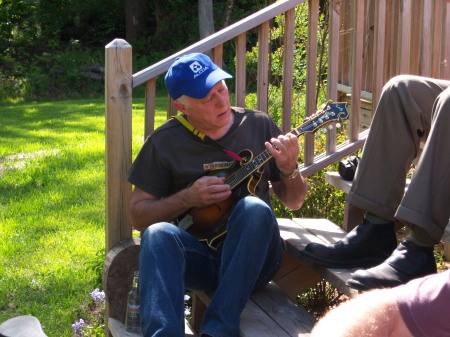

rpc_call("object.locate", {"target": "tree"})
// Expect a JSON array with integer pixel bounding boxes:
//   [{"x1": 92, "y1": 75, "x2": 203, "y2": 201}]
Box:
[
  {"x1": 125, "y1": 0, "x2": 147, "y2": 42},
  {"x1": 199, "y1": 0, "x2": 215, "y2": 39}
]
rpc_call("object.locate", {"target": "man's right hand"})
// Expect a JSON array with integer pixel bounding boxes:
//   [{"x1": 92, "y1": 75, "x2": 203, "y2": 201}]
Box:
[{"x1": 185, "y1": 176, "x2": 232, "y2": 208}]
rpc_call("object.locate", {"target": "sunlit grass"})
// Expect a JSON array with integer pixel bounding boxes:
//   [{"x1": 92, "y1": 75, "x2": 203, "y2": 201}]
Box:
[{"x1": 0, "y1": 96, "x2": 167, "y2": 336}]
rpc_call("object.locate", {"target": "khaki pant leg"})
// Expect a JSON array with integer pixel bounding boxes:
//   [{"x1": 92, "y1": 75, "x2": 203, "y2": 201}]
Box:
[
  {"x1": 396, "y1": 88, "x2": 450, "y2": 242},
  {"x1": 347, "y1": 75, "x2": 450, "y2": 221}
]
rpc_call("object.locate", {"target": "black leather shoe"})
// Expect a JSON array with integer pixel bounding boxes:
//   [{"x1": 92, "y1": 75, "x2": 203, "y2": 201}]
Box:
[
  {"x1": 346, "y1": 240, "x2": 437, "y2": 291},
  {"x1": 300, "y1": 219, "x2": 397, "y2": 268}
]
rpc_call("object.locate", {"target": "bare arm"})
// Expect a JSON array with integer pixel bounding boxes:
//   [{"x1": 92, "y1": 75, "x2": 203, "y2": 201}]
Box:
[
  {"x1": 130, "y1": 176, "x2": 232, "y2": 232},
  {"x1": 311, "y1": 289, "x2": 412, "y2": 337},
  {"x1": 266, "y1": 133, "x2": 308, "y2": 210}
]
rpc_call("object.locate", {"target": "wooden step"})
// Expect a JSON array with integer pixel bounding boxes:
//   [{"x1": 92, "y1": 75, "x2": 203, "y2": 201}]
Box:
[
  {"x1": 276, "y1": 218, "x2": 359, "y2": 298},
  {"x1": 108, "y1": 317, "x2": 196, "y2": 337},
  {"x1": 191, "y1": 282, "x2": 315, "y2": 337}
]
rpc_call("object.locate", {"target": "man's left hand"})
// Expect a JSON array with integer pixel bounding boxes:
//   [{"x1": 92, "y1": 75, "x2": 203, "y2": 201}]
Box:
[{"x1": 265, "y1": 133, "x2": 299, "y2": 176}]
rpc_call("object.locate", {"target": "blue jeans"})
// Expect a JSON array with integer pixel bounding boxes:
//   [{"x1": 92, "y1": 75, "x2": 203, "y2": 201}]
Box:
[{"x1": 139, "y1": 196, "x2": 283, "y2": 337}]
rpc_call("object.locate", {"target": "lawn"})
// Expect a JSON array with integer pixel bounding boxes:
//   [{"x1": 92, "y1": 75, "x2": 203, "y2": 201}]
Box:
[{"x1": 0, "y1": 97, "x2": 166, "y2": 336}]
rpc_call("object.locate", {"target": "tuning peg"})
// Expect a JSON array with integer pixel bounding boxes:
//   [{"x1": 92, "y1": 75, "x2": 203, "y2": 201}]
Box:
[
  {"x1": 328, "y1": 124, "x2": 333, "y2": 130},
  {"x1": 336, "y1": 122, "x2": 341, "y2": 128},
  {"x1": 321, "y1": 128, "x2": 327, "y2": 133}
]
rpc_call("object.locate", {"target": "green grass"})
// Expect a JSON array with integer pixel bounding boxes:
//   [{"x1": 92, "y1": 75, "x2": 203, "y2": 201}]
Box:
[
  {"x1": 0, "y1": 97, "x2": 167, "y2": 336},
  {"x1": 0, "y1": 95, "x2": 348, "y2": 335}
]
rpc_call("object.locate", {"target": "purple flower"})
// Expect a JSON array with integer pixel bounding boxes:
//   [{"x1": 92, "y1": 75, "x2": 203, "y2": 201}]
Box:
[
  {"x1": 184, "y1": 294, "x2": 190, "y2": 301},
  {"x1": 90, "y1": 288, "x2": 105, "y2": 302},
  {"x1": 72, "y1": 318, "x2": 85, "y2": 333}
]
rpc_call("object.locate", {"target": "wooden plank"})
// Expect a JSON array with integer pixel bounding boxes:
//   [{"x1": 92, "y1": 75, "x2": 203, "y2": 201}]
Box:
[
  {"x1": 193, "y1": 290, "x2": 289, "y2": 337},
  {"x1": 325, "y1": 171, "x2": 351, "y2": 193},
  {"x1": 278, "y1": 218, "x2": 358, "y2": 297},
  {"x1": 282, "y1": 7, "x2": 296, "y2": 133},
  {"x1": 325, "y1": 171, "x2": 412, "y2": 194},
  {"x1": 325, "y1": 0, "x2": 342, "y2": 156},
  {"x1": 337, "y1": 83, "x2": 373, "y2": 102},
  {"x1": 144, "y1": 78, "x2": 156, "y2": 138},
  {"x1": 431, "y1": 0, "x2": 444, "y2": 78},
  {"x1": 273, "y1": 251, "x2": 322, "y2": 298},
  {"x1": 235, "y1": 33, "x2": 247, "y2": 107},
  {"x1": 257, "y1": 21, "x2": 270, "y2": 113},
  {"x1": 303, "y1": 0, "x2": 320, "y2": 166},
  {"x1": 373, "y1": 0, "x2": 386, "y2": 104},
  {"x1": 109, "y1": 317, "x2": 196, "y2": 337},
  {"x1": 191, "y1": 292, "x2": 208, "y2": 334},
  {"x1": 350, "y1": 0, "x2": 364, "y2": 141},
  {"x1": 399, "y1": 0, "x2": 412, "y2": 74},
  {"x1": 212, "y1": 45, "x2": 224, "y2": 67},
  {"x1": 193, "y1": 282, "x2": 313, "y2": 337},
  {"x1": 443, "y1": 3, "x2": 450, "y2": 79},
  {"x1": 409, "y1": 0, "x2": 421, "y2": 76},
  {"x1": 327, "y1": 0, "x2": 341, "y2": 101},
  {"x1": 250, "y1": 282, "x2": 316, "y2": 337},
  {"x1": 239, "y1": 299, "x2": 291, "y2": 337},
  {"x1": 420, "y1": 0, "x2": 432, "y2": 77}
]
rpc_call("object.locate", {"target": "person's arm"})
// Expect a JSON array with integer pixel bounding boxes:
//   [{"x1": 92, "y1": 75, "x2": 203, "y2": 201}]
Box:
[
  {"x1": 311, "y1": 289, "x2": 412, "y2": 337},
  {"x1": 130, "y1": 176, "x2": 232, "y2": 232},
  {"x1": 266, "y1": 133, "x2": 308, "y2": 210}
]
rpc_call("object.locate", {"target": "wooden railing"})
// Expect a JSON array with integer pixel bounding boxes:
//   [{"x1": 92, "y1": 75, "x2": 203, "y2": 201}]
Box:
[{"x1": 104, "y1": 0, "x2": 450, "y2": 252}]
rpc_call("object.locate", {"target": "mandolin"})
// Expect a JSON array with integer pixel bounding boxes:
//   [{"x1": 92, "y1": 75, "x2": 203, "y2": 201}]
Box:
[{"x1": 176, "y1": 101, "x2": 349, "y2": 249}]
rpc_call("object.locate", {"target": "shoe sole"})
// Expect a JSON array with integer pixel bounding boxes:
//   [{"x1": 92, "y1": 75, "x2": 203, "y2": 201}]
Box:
[{"x1": 300, "y1": 250, "x2": 387, "y2": 269}]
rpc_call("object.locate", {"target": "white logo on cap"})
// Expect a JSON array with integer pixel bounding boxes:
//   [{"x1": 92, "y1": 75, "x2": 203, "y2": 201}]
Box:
[{"x1": 190, "y1": 61, "x2": 209, "y2": 78}]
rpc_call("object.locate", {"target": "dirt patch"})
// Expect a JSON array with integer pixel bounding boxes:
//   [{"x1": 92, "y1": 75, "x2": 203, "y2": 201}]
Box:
[{"x1": 0, "y1": 150, "x2": 60, "y2": 176}]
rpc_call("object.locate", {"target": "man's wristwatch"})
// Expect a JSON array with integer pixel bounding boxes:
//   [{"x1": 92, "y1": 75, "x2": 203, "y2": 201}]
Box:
[{"x1": 280, "y1": 167, "x2": 300, "y2": 179}]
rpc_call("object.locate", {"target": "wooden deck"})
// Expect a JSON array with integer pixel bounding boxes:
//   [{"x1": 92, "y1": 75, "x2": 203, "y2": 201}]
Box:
[{"x1": 109, "y1": 317, "x2": 196, "y2": 337}]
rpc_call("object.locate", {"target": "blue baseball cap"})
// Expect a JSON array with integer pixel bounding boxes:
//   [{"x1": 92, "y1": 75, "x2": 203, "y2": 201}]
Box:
[{"x1": 164, "y1": 53, "x2": 233, "y2": 100}]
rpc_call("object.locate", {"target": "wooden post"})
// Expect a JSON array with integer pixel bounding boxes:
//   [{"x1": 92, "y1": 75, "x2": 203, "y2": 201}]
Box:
[
  {"x1": 105, "y1": 39, "x2": 133, "y2": 253},
  {"x1": 105, "y1": 38, "x2": 133, "y2": 337}
]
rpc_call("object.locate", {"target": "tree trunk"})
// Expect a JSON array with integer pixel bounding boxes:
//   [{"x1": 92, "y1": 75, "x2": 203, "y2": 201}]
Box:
[
  {"x1": 198, "y1": 0, "x2": 215, "y2": 39},
  {"x1": 221, "y1": 0, "x2": 235, "y2": 29},
  {"x1": 125, "y1": 0, "x2": 147, "y2": 42}
]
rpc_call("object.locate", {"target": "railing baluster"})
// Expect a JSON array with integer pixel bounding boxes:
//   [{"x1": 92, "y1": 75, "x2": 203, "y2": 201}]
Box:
[
  {"x1": 444, "y1": 3, "x2": 450, "y2": 79},
  {"x1": 350, "y1": 0, "x2": 364, "y2": 141},
  {"x1": 144, "y1": 78, "x2": 156, "y2": 139},
  {"x1": 235, "y1": 33, "x2": 247, "y2": 107},
  {"x1": 282, "y1": 8, "x2": 296, "y2": 133},
  {"x1": 212, "y1": 45, "x2": 224, "y2": 67},
  {"x1": 304, "y1": 0, "x2": 320, "y2": 166},
  {"x1": 373, "y1": 0, "x2": 386, "y2": 105},
  {"x1": 257, "y1": 21, "x2": 270, "y2": 113},
  {"x1": 326, "y1": 0, "x2": 340, "y2": 155}
]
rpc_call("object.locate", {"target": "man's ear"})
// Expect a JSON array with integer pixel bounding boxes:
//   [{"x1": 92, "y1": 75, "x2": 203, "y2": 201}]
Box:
[{"x1": 173, "y1": 100, "x2": 186, "y2": 114}]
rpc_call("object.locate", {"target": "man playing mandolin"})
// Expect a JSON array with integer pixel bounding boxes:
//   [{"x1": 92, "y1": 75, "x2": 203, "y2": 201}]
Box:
[{"x1": 127, "y1": 53, "x2": 308, "y2": 337}]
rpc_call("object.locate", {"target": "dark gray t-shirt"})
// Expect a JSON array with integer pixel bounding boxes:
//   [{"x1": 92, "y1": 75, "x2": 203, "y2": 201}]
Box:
[{"x1": 127, "y1": 107, "x2": 283, "y2": 206}]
